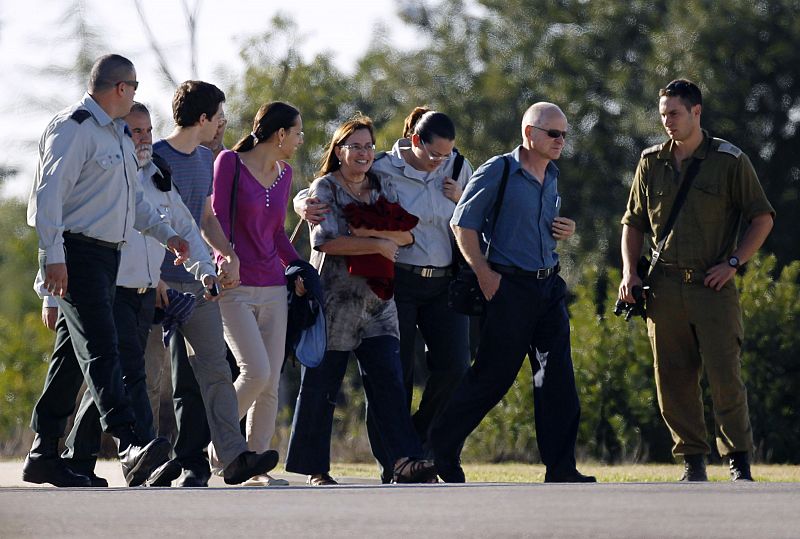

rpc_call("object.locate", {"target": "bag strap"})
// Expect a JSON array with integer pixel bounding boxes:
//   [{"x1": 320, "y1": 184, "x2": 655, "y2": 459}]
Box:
[
  {"x1": 646, "y1": 157, "x2": 702, "y2": 276},
  {"x1": 484, "y1": 156, "x2": 511, "y2": 258},
  {"x1": 228, "y1": 155, "x2": 241, "y2": 249},
  {"x1": 450, "y1": 149, "x2": 465, "y2": 183}
]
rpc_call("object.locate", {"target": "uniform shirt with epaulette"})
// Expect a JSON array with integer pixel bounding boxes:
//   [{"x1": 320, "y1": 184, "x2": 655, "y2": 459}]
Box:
[
  {"x1": 27, "y1": 93, "x2": 177, "y2": 265},
  {"x1": 621, "y1": 130, "x2": 775, "y2": 271}
]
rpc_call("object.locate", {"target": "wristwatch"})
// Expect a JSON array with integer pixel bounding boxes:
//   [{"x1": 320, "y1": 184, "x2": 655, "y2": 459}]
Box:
[{"x1": 728, "y1": 255, "x2": 740, "y2": 268}]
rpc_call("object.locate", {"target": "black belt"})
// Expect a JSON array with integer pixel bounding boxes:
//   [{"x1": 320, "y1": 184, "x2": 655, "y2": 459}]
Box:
[
  {"x1": 395, "y1": 262, "x2": 454, "y2": 278},
  {"x1": 491, "y1": 263, "x2": 560, "y2": 279},
  {"x1": 64, "y1": 231, "x2": 123, "y2": 251}
]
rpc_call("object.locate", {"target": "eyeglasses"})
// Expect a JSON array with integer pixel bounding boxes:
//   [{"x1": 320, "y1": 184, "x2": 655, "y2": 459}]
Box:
[
  {"x1": 530, "y1": 125, "x2": 567, "y2": 139},
  {"x1": 339, "y1": 142, "x2": 375, "y2": 152},
  {"x1": 116, "y1": 80, "x2": 139, "y2": 91},
  {"x1": 420, "y1": 140, "x2": 453, "y2": 162}
]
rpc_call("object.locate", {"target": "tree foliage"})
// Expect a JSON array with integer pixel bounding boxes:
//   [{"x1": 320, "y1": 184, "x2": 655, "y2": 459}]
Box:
[{"x1": 3, "y1": 1, "x2": 799, "y2": 462}]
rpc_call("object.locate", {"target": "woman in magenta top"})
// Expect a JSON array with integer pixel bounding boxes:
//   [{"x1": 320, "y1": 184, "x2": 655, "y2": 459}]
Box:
[{"x1": 210, "y1": 101, "x2": 303, "y2": 485}]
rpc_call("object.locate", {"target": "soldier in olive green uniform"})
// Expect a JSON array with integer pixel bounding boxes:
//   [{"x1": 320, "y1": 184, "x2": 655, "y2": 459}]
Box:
[{"x1": 619, "y1": 79, "x2": 774, "y2": 482}]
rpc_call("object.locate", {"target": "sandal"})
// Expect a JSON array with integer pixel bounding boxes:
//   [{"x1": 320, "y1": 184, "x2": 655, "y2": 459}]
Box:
[
  {"x1": 392, "y1": 457, "x2": 437, "y2": 484},
  {"x1": 307, "y1": 473, "x2": 338, "y2": 486}
]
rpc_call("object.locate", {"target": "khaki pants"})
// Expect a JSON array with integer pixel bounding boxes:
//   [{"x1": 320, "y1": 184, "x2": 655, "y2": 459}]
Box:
[
  {"x1": 218, "y1": 285, "x2": 288, "y2": 453},
  {"x1": 646, "y1": 272, "x2": 753, "y2": 458}
]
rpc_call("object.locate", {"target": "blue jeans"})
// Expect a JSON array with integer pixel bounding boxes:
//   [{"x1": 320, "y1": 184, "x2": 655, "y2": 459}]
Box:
[
  {"x1": 429, "y1": 274, "x2": 581, "y2": 473},
  {"x1": 285, "y1": 335, "x2": 423, "y2": 475}
]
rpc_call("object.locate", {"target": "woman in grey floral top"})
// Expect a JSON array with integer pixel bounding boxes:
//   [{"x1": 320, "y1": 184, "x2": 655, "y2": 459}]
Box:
[{"x1": 285, "y1": 115, "x2": 436, "y2": 485}]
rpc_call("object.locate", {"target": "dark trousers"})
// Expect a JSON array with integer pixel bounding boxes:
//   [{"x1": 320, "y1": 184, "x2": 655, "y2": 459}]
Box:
[
  {"x1": 367, "y1": 269, "x2": 469, "y2": 465},
  {"x1": 285, "y1": 335, "x2": 423, "y2": 475},
  {"x1": 61, "y1": 287, "x2": 157, "y2": 471},
  {"x1": 31, "y1": 239, "x2": 135, "y2": 440},
  {"x1": 170, "y1": 333, "x2": 211, "y2": 473},
  {"x1": 429, "y1": 274, "x2": 581, "y2": 473}
]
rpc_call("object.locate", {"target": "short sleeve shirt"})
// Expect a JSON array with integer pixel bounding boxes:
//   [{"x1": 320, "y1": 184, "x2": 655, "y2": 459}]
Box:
[
  {"x1": 622, "y1": 131, "x2": 775, "y2": 270},
  {"x1": 451, "y1": 146, "x2": 561, "y2": 271},
  {"x1": 307, "y1": 173, "x2": 401, "y2": 351}
]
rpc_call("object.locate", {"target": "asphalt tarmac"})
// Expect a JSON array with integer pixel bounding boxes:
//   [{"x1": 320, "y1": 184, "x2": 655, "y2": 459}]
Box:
[{"x1": 1, "y1": 461, "x2": 798, "y2": 538}]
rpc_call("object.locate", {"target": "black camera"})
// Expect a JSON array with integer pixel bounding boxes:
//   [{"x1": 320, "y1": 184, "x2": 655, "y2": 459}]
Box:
[{"x1": 613, "y1": 285, "x2": 647, "y2": 321}]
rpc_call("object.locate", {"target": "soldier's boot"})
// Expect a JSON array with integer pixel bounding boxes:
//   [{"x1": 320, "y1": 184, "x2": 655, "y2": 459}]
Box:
[
  {"x1": 728, "y1": 452, "x2": 754, "y2": 482},
  {"x1": 679, "y1": 454, "x2": 708, "y2": 482}
]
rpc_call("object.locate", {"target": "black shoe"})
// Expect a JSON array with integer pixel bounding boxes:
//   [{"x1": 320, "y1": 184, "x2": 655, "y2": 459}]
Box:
[
  {"x1": 146, "y1": 458, "x2": 183, "y2": 487},
  {"x1": 729, "y1": 452, "x2": 754, "y2": 482},
  {"x1": 435, "y1": 458, "x2": 466, "y2": 483},
  {"x1": 544, "y1": 468, "x2": 597, "y2": 483},
  {"x1": 176, "y1": 467, "x2": 211, "y2": 488},
  {"x1": 22, "y1": 454, "x2": 92, "y2": 487},
  {"x1": 119, "y1": 437, "x2": 172, "y2": 487},
  {"x1": 393, "y1": 457, "x2": 437, "y2": 484},
  {"x1": 679, "y1": 454, "x2": 708, "y2": 482},
  {"x1": 223, "y1": 450, "x2": 279, "y2": 485},
  {"x1": 63, "y1": 459, "x2": 108, "y2": 488}
]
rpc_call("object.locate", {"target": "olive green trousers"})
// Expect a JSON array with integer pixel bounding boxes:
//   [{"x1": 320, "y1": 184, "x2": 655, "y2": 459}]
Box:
[{"x1": 646, "y1": 272, "x2": 754, "y2": 458}]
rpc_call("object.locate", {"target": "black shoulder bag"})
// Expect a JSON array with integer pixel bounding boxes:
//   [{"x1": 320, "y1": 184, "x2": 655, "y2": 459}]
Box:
[{"x1": 448, "y1": 156, "x2": 510, "y2": 316}]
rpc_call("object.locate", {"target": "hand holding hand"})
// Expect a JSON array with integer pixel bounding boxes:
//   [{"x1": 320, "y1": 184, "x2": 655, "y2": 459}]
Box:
[{"x1": 218, "y1": 254, "x2": 241, "y2": 288}]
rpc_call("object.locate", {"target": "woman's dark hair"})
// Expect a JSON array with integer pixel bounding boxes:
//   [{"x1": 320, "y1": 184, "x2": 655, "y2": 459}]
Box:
[
  {"x1": 403, "y1": 106, "x2": 456, "y2": 143},
  {"x1": 172, "y1": 80, "x2": 226, "y2": 127},
  {"x1": 231, "y1": 101, "x2": 301, "y2": 152},
  {"x1": 317, "y1": 114, "x2": 379, "y2": 188}
]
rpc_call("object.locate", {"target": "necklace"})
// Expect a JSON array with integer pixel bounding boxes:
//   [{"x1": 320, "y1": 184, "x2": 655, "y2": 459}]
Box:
[{"x1": 337, "y1": 171, "x2": 368, "y2": 199}]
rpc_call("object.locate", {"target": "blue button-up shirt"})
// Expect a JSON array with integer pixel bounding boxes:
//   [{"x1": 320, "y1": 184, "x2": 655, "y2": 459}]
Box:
[{"x1": 451, "y1": 146, "x2": 560, "y2": 271}]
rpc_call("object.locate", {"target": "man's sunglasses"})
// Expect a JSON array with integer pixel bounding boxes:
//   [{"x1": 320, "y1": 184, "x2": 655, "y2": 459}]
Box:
[{"x1": 530, "y1": 125, "x2": 567, "y2": 139}]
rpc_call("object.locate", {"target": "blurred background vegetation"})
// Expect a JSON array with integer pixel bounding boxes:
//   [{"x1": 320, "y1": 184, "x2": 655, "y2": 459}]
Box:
[{"x1": 1, "y1": 0, "x2": 798, "y2": 465}]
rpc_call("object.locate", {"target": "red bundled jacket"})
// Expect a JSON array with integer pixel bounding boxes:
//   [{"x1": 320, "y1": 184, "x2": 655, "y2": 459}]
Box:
[{"x1": 342, "y1": 196, "x2": 419, "y2": 299}]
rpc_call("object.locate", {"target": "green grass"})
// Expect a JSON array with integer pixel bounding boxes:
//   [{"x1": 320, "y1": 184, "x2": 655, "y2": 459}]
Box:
[{"x1": 330, "y1": 462, "x2": 800, "y2": 483}]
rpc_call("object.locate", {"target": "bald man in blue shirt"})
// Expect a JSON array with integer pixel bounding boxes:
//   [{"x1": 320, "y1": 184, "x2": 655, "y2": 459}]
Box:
[{"x1": 430, "y1": 102, "x2": 595, "y2": 484}]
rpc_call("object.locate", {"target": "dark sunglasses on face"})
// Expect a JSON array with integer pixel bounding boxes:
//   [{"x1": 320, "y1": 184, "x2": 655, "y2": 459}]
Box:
[
  {"x1": 530, "y1": 125, "x2": 567, "y2": 139},
  {"x1": 117, "y1": 80, "x2": 139, "y2": 91}
]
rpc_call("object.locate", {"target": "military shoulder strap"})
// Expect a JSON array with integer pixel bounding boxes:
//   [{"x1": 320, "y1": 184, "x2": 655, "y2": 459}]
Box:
[
  {"x1": 69, "y1": 109, "x2": 92, "y2": 124},
  {"x1": 640, "y1": 143, "x2": 662, "y2": 158},
  {"x1": 714, "y1": 138, "x2": 742, "y2": 158}
]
